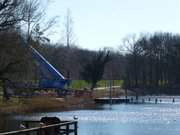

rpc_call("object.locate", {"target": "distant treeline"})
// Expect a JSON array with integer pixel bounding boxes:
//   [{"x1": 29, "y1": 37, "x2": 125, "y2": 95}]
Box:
[
  {"x1": 2, "y1": 30, "x2": 180, "y2": 94},
  {"x1": 0, "y1": 29, "x2": 124, "y2": 85},
  {"x1": 1, "y1": 0, "x2": 180, "y2": 96},
  {"x1": 124, "y1": 33, "x2": 180, "y2": 94}
]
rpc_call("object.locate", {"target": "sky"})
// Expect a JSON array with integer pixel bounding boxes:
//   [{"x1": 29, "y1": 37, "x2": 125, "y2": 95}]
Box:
[{"x1": 45, "y1": 0, "x2": 180, "y2": 50}]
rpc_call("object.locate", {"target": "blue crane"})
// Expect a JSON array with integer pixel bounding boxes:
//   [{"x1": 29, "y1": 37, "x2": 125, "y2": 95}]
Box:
[
  {"x1": 30, "y1": 46, "x2": 69, "y2": 89},
  {"x1": 6, "y1": 45, "x2": 70, "y2": 97}
]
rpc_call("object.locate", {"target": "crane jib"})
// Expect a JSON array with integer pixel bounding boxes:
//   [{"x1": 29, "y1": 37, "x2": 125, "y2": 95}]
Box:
[{"x1": 30, "y1": 46, "x2": 68, "y2": 89}]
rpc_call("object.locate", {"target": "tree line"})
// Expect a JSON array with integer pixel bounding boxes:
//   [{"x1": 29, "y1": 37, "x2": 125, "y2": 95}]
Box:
[
  {"x1": 0, "y1": 0, "x2": 122, "y2": 99},
  {"x1": 1, "y1": 0, "x2": 180, "y2": 99},
  {"x1": 123, "y1": 33, "x2": 180, "y2": 94}
]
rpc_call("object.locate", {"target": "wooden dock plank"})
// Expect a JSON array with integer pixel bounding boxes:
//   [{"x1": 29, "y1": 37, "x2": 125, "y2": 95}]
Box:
[
  {"x1": 0, "y1": 121, "x2": 78, "y2": 135},
  {"x1": 94, "y1": 98, "x2": 130, "y2": 104}
]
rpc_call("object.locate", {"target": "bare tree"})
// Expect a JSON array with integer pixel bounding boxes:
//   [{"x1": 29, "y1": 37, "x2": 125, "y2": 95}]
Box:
[
  {"x1": 0, "y1": 0, "x2": 25, "y2": 31},
  {"x1": 0, "y1": 0, "x2": 27, "y2": 100},
  {"x1": 0, "y1": 0, "x2": 57, "y2": 100},
  {"x1": 22, "y1": 0, "x2": 57, "y2": 43},
  {"x1": 60, "y1": 9, "x2": 76, "y2": 83},
  {"x1": 62, "y1": 9, "x2": 75, "y2": 47},
  {"x1": 0, "y1": 30, "x2": 29, "y2": 100}
]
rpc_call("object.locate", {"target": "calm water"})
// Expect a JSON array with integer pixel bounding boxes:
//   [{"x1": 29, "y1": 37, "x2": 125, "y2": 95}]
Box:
[{"x1": 1, "y1": 96, "x2": 180, "y2": 135}]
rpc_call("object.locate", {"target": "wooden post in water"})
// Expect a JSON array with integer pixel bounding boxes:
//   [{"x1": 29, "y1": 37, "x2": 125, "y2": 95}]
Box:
[
  {"x1": 155, "y1": 98, "x2": 158, "y2": 104},
  {"x1": 74, "y1": 121, "x2": 78, "y2": 135},
  {"x1": 125, "y1": 88, "x2": 128, "y2": 103},
  {"x1": 173, "y1": 98, "x2": 175, "y2": 103},
  {"x1": 109, "y1": 80, "x2": 112, "y2": 105},
  {"x1": 66, "y1": 123, "x2": 69, "y2": 135},
  {"x1": 24, "y1": 122, "x2": 29, "y2": 135}
]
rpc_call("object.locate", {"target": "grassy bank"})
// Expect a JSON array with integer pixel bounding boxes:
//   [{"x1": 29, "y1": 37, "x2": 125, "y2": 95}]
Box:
[
  {"x1": 0, "y1": 95, "x2": 96, "y2": 114},
  {"x1": 0, "y1": 88, "x2": 126, "y2": 114}
]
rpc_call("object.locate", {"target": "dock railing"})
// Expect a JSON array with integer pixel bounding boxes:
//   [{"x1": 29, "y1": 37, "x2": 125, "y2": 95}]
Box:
[{"x1": 0, "y1": 120, "x2": 78, "y2": 135}]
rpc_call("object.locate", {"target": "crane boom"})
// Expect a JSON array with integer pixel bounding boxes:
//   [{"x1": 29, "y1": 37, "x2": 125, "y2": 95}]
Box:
[{"x1": 30, "y1": 46, "x2": 69, "y2": 89}]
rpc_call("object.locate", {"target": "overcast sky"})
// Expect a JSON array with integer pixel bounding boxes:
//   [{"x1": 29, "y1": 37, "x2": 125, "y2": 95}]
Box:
[{"x1": 45, "y1": 0, "x2": 180, "y2": 50}]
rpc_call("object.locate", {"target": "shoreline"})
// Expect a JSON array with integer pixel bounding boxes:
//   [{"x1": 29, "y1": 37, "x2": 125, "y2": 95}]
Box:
[
  {"x1": 0, "y1": 88, "x2": 123, "y2": 115},
  {"x1": 1, "y1": 88, "x2": 179, "y2": 115},
  {"x1": 0, "y1": 96, "x2": 97, "y2": 115}
]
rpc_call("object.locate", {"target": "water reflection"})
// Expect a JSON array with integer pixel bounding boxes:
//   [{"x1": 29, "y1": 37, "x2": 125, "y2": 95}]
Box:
[{"x1": 2, "y1": 96, "x2": 180, "y2": 135}]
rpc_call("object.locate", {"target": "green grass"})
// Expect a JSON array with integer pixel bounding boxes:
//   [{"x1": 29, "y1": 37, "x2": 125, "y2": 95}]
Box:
[
  {"x1": 69, "y1": 80, "x2": 123, "y2": 90},
  {"x1": 69, "y1": 80, "x2": 89, "y2": 89},
  {"x1": 97, "y1": 80, "x2": 123, "y2": 87}
]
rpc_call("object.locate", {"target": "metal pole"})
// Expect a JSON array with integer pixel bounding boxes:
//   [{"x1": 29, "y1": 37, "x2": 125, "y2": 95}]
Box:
[{"x1": 109, "y1": 80, "x2": 112, "y2": 105}]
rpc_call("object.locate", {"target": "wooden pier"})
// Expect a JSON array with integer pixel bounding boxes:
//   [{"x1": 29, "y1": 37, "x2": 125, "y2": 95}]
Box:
[
  {"x1": 94, "y1": 97, "x2": 130, "y2": 104},
  {"x1": 0, "y1": 120, "x2": 78, "y2": 135}
]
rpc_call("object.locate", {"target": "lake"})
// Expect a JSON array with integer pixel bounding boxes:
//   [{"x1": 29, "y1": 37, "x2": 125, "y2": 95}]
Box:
[{"x1": 1, "y1": 96, "x2": 180, "y2": 135}]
